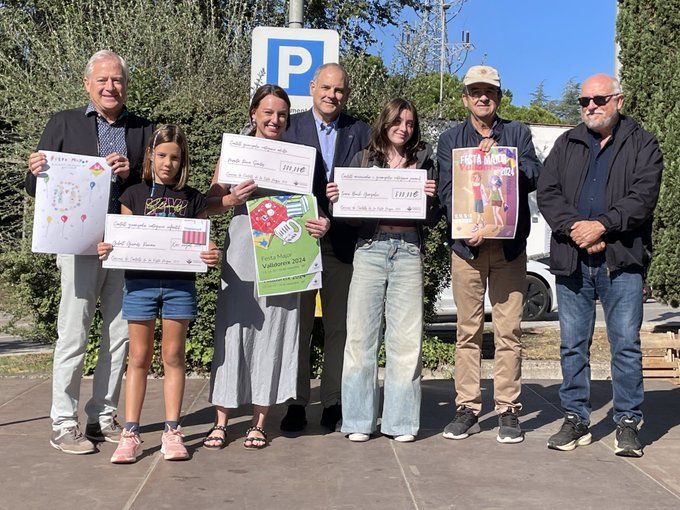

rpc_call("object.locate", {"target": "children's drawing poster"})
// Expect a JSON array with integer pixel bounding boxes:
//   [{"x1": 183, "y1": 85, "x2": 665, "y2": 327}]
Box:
[
  {"x1": 31, "y1": 151, "x2": 112, "y2": 255},
  {"x1": 246, "y1": 194, "x2": 322, "y2": 297},
  {"x1": 451, "y1": 146, "x2": 518, "y2": 239}
]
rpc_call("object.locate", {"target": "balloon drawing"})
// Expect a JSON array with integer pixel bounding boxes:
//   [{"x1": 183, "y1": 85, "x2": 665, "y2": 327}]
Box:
[
  {"x1": 60, "y1": 215, "x2": 68, "y2": 237},
  {"x1": 44, "y1": 215, "x2": 53, "y2": 237}
]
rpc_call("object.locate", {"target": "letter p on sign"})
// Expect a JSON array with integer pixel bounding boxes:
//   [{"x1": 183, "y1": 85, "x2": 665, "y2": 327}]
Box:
[{"x1": 251, "y1": 27, "x2": 340, "y2": 114}]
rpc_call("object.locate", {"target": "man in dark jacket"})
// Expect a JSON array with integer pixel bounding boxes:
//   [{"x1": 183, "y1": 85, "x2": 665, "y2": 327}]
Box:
[
  {"x1": 281, "y1": 63, "x2": 371, "y2": 431},
  {"x1": 438, "y1": 66, "x2": 542, "y2": 444},
  {"x1": 26, "y1": 50, "x2": 153, "y2": 454},
  {"x1": 538, "y1": 73, "x2": 663, "y2": 458}
]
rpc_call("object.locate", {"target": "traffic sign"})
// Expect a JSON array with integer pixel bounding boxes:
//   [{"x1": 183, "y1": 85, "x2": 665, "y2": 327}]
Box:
[{"x1": 251, "y1": 27, "x2": 340, "y2": 113}]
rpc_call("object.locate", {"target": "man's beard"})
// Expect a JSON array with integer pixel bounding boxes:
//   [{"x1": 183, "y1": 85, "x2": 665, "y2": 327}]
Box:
[{"x1": 583, "y1": 111, "x2": 619, "y2": 132}]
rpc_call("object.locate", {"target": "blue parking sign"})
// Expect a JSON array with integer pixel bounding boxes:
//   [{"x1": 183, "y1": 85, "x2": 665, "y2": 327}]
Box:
[
  {"x1": 267, "y1": 39, "x2": 324, "y2": 95},
  {"x1": 251, "y1": 27, "x2": 340, "y2": 112}
]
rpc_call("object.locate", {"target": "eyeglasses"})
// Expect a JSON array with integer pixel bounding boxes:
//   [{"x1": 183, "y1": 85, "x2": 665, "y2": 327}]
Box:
[
  {"x1": 577, "y1": 94, "x2": 620, "y2": 108},
  {"x1": 465, "y1": 86, "x2": 500, "y2": 98}
]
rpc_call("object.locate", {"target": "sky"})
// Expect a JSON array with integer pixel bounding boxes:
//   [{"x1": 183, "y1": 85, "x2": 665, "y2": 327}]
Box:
[{"x1": 374, "y1": 0, "x2": 617, "y2": 106}]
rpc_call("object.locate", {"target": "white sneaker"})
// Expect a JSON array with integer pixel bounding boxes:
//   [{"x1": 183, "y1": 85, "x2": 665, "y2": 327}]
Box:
[
  {"x1": 394, "y1": 434, "x2": 415, "y2": 443},
  {"x1": 348, "y1": 433, "x2": 370, "y2": 442}
]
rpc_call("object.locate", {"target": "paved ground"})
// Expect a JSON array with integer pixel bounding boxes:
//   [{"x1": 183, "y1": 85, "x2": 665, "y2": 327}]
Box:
[{"x1": 1, "y1": 378, "x2": 679, "y2": 510}]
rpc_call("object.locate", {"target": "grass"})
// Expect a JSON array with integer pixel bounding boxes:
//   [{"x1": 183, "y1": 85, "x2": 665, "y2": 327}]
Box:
[
  {"x1": 522, "y1": 326, "x2": 611, "y2": 362},
  {"x1": 0, "y1": 353, "x2": 53, "y2": 376}
]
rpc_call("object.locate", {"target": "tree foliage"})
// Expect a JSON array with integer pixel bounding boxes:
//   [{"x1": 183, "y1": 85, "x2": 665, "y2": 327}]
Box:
[
  {"x1": 618, "y1": 0, "x2": 680, "y2": 306},
  {"x1": 1, "y1": 0, "x2": 582, "y2": 376}
]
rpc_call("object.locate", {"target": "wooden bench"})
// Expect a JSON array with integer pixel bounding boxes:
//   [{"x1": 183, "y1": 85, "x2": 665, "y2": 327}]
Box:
[{"x1": 641, "y1": 331, "x2": 680, "y2": 383}]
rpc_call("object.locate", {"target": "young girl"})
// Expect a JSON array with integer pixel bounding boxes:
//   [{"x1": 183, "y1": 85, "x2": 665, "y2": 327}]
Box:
[
  {"x1": 326, "y1": 98, "x2": 438, "y2": 442},
  {"x1": 98, "y1": 124, "x2": 219, "y2": 463}
]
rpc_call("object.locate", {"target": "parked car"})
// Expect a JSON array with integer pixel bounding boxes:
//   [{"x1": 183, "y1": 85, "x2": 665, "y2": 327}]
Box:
[{"x1": 433, "y1": 259, "x2": 558, "y2": 322}]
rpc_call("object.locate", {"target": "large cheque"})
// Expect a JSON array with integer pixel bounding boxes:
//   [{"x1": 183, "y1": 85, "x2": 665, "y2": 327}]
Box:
[
  {"x1": 31, "y1": 151, "x2": 112, "y2": 255},
  {"x1": 332, "y1": 167, "x2": 427, "y2": 219},
  {"x1": 218, "y1": 133, "x2": 316, "y2": 194},
  {"x1": 102, "y1": 215, "x2": 210, "y2": 273}
]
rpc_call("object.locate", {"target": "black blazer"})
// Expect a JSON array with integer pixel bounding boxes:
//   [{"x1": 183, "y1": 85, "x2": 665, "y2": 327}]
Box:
[
  {"x1": 283, "y1": 109, "x2": 371, "y2": 263},
  {"x1": 25, "y1": 106, "x2": 154, "y2": 197}
]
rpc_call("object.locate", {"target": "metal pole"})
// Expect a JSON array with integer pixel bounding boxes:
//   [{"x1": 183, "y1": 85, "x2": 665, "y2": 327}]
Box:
[
  {"x1": 439, "y1": 1, "x2": 446, "y2": 117},
  {"x1": 289, "y1": 0, "x2": 304, "y2": 28}
]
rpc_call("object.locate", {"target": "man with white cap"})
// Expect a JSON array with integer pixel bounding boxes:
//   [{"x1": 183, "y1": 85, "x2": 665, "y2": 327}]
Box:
[{"x1": 437, "y1": 65, "x2": 542, "y2": 443}]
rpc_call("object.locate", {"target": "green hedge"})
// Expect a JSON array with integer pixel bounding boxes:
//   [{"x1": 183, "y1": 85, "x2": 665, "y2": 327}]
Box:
[{"x1": 617, "y1": 1, "x2": 680, "y2": 307}]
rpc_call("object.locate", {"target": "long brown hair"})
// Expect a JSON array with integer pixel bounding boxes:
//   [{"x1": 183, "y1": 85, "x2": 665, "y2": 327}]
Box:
[
  {"x1": 368, "y1": 98, "x2": 422, "y2": 166},
  {"x1": 248, "y1": 84, "x2": 291, "y2": 135},
  {"x1": 142, "y1": 124, "x2": 190, "y2": 190}
]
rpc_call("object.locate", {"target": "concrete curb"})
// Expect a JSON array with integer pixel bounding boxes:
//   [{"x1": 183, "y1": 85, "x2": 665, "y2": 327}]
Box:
[{"x1": 379, "y1": 359, "x2": 611, "y2": 381}]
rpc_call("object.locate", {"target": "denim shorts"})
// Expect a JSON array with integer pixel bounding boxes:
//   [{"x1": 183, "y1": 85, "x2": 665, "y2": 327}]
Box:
[{"x1": 123, "y1": 279, "x2": 197, "y2": 321}]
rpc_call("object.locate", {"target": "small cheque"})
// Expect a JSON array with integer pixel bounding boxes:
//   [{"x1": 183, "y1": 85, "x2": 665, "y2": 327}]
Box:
[
  {"x1": 102, "y1": 215, "x2": 211, "y2": 273},
  {"x1": 218, "y1": 133, "x2": 317, "y2": 195},
  {"x1": 333, "y1": 167, "x2": 427, "y2": 219}
]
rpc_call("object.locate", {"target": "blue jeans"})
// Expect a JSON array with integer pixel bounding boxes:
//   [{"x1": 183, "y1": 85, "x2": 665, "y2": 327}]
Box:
[
  {"x1": 341, "y1": 232, "x2": 423, "y2": 436},
  {"x1": 556, "y1": 253, "x2": 644, "y2": 425}
]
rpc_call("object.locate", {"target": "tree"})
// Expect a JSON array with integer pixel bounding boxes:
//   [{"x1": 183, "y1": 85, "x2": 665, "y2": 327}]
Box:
[
  {"x1": 617, "y1": 0, "x2": 680, "y2": 306},
  {"x1": 549, "y1": 78, "x2": 581, "y2": 125},
  {"x1": 529, "y1": 80, "x2": 550, "y2": 109}
]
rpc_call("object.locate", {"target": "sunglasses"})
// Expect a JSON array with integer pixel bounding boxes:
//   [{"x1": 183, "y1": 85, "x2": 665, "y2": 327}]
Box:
[{"x1": 577, "y1": 94, "x2": 620, "y2": 108}]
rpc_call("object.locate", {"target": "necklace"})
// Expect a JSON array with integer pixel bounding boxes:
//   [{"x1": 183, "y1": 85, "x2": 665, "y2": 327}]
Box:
[{"x1": 388, "y1": 153, "x2": 406, "y2": 168}]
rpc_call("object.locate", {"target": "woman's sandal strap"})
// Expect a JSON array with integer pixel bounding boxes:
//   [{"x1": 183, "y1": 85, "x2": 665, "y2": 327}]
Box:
[
  {"x1": 245, "y1": 426, "x2": 267, "y2": 439},
  {"x1": 210, "y1": 425, "x2": 228, "y2": 432}
]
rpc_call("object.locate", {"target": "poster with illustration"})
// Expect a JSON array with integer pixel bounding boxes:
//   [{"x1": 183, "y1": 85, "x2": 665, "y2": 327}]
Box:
[
  {"x1": 246, "y1": 194, "x2": 322, "y2": 297},
  {"x1": 256, "y1": 272, "x2": 322, "y2": 298},
  {"x1": 451, "y1": 146, "x2": 518, "y2": 239},
  {"x1": 31, "y1": 151, "x2": 112, "y2": 255}
]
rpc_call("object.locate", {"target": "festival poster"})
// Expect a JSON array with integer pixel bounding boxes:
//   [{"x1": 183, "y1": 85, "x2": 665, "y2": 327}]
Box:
[
  {"x1": 246, "y1": 194, "x2": 323, "y2": 296},
  {"x1": 31, "y1": 151, "x2": 112, "y2": 255},
  {"x1": 256, "y1": 271, "x2": 322, "y2": 298},
  {"x1": 451, "y1": 146, "x2": 519, "y2": 239}
]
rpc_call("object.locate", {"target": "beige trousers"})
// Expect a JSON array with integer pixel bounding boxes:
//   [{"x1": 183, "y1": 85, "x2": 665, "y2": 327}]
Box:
[{"x1": 451, "y1": 241, "x2": 526, "y2": 414}]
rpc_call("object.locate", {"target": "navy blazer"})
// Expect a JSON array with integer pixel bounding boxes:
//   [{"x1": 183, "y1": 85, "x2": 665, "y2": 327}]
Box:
[
  {"x1": 283, "y1": 109, "x2": 371, "y2": 263},
  {"x1": 25, "y1": 106, "x2": 154, "y2": 197}
]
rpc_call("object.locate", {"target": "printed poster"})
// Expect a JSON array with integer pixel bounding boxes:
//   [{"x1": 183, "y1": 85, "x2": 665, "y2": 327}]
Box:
[
  {"x1": 246, "y1": 194, "x2": 323, "y2": 297},
  {"x1": 31, "y1": 151, "x2": 112, "y2": 255},
  {"x1": 451, "y1": 146, "x2": 519, "y2": 239}
]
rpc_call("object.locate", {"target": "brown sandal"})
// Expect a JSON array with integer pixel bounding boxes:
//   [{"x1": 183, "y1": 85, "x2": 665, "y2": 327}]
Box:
[{"x1": 203, "y1": 425, "x2": 228, "y2": 450}]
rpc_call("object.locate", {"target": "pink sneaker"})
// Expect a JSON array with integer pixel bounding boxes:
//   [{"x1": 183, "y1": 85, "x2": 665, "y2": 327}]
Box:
[
  {"x1": 110, "y1": 429, "x2": 142, "y2": 464},
  {"x1": 161, "y1": 427, "x2": 189, "y2": 461}
]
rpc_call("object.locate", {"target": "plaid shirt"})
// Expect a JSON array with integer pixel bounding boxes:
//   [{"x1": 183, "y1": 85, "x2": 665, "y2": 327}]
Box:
[{"x1": 85, "y1": 102, "x2": 128, "y2": 213}]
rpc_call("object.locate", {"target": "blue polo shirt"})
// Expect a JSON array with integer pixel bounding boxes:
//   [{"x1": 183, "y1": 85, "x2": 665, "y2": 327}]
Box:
[{"x1": 577, "y1": 123, "x2": 618, "y2": 220}]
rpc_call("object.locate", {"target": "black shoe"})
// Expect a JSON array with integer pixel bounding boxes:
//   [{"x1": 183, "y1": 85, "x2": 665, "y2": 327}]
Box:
[
  {"x1": 615, "y1": 417, "x2": 643, "y2": 458},
  {"x1": 497, "y1": 408, "x2": 524, "y2": 444},
  {"x1": 442, "y1": 407, "x2": 480, "y2": 440},
  {"x1": 547, "y1": 413, "x2": 592, "y2": 451},
  {"x1": 320, "y1": 404, "x2": 342, "y2": 431},
  {"x1": 280, "y1": 405, "x2": 307, "y2": 432}
]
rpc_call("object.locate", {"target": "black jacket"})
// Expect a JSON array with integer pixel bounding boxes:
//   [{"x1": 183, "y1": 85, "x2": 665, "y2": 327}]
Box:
[
  {"x1": 537, "y1": 115, "x2": 663, "y2": 276},
  {"x1": 346, "y1": 144, "x2": 441, "y2": 251},
  {"x1": 437, "y1": 117, "x2": 542, "y2": 261},
  {"x1": 283, "y1": 109, "x2": 371, "y2": 263},
  {"x1": 25, "y1": 106, "x2": 154, "y2": 197}
]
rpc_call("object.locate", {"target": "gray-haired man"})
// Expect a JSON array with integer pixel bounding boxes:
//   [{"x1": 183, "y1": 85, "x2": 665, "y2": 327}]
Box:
[{"x1": 26, "y1": 50, "x2": 153, "y2": 454}]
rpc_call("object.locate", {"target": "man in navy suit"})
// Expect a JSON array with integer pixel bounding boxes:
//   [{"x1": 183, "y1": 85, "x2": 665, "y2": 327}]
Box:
[{"x1": 281, "y1": 63, "x2": 371, "y2": 431}]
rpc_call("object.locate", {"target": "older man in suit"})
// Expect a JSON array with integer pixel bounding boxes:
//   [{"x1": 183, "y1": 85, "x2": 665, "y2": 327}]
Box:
[
  {"x1": 281, "y1": 63, "x2": 371, "y2": 431},
  {"x1": 25, "y1": 50, "x2": 153, "y2": 454}
]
